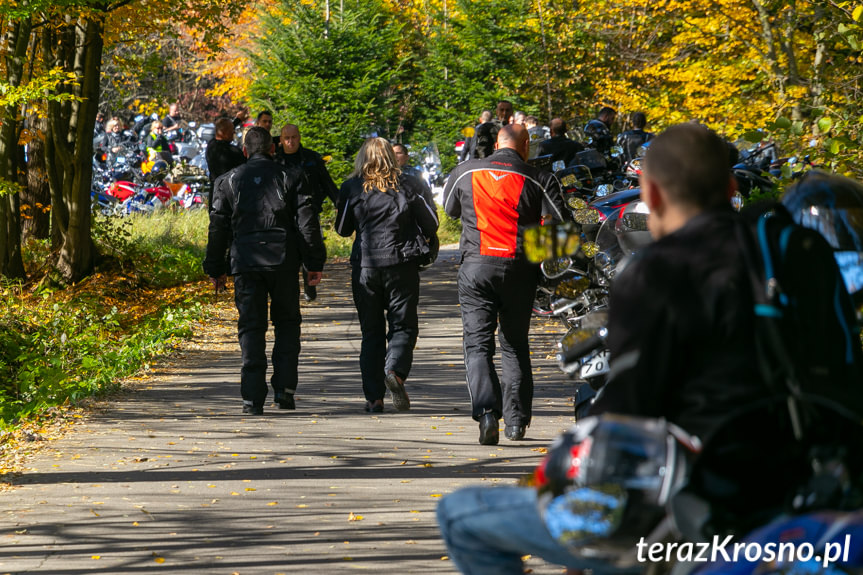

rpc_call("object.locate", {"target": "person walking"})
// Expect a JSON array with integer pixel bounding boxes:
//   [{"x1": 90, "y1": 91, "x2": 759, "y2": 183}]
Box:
[
  {"x1": 443, "y1": 124, "x2": 568, "y2": 445},
  {"x1": 203, "y1": 127, "x2": 326, "y2": 415},
  {"x1": 335, "y1": 138, "x2": 439, "y2": 413},
  {"x1": 205, "y1": 118, "x2": 246, "y2": 206},
  {"x1": 276, "y1": 123, "x2": 338, "y2": 302}
]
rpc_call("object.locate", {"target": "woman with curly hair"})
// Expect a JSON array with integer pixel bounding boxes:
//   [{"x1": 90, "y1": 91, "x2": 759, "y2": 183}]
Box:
[{"x1": 335, "y1": 138, "x2": 439, "y2": 413}]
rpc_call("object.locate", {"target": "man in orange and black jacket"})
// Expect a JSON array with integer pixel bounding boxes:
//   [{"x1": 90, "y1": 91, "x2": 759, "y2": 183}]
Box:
[{"x1": 443, "y1": 124, "x2": 568, "y2": 445}]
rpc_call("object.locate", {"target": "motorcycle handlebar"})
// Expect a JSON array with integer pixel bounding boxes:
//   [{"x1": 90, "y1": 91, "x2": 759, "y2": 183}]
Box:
[{"x1": 557, "y1": 327, "x2": 608, "y2": 364}]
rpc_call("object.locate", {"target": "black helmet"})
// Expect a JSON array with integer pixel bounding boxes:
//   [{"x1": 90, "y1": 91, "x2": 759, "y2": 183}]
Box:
[
  {"x1": 782, "y1": 170, "x2": 863, "y2": 294},
  {"x1": 535, "y1": 415, "x2": 697, "y2": 566}
]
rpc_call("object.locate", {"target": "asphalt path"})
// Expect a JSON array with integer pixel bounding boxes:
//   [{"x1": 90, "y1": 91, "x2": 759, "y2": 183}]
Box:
[{"x1": 1, "y1": 247, "x2": 576, "y2": 574}]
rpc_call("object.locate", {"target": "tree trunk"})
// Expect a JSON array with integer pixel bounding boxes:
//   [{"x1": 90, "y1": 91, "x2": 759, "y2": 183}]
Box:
[
  {"x1": 0, "y1": 17, "x2": 30, "y2": 279},
  {"x1": 43, "y1": 15, "x2": 103, "y2": 283},
  {"x1": 22, "y1": 114, "x2": 51, "y2": 241}
]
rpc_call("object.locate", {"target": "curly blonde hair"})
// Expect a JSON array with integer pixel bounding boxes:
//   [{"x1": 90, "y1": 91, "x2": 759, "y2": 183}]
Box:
[{"x1": 352, "y1": 137, "x2": 401, "y2": 193}]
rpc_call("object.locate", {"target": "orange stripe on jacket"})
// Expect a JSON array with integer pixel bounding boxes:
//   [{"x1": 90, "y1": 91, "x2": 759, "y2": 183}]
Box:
[{"x1": 471, "y1": 170, "x2": 525, "y2": 258}]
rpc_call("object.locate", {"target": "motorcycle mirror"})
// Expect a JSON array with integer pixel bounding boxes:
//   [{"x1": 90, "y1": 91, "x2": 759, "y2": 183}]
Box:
[
  {"x1": 567, "y1": 196, "x2": 588, "y2": 210},
  {"x1": 560, "y1": 173, "x2": 580, "y2": 189},
  {"x1": 552, "y1": 160, "x2": 566, "y2": 172},
  {"x1": 595, "y1": 184, "x2": 615, "y2": 197},
  {"x1": 523, "y1": 221, "x2": 582, "y2": 263},
  {"x1": 188, "y1": 121, "x2": 196, "y2": 128},
  {"x1": 541, "y1": 257, "x2": 575, "y2": 279},
  {"x1": 610, "y1": 145, "x2": 624, "y2": 158}
]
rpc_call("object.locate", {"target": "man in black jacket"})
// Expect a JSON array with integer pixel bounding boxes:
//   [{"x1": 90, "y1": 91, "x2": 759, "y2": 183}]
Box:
[
  {"x1": 444, "y1": 124, "x2": 568, "y2": 445},
  {"x1": 616, "y1": 111, "x2": 653, "y2": 163},
  {"x1": 536, "y1": 118, "x2": 583, "y2": 167},
  {"x1": 275, "y1": 123, "x2": 338, "y2": 302},
  {"x1": 205, "y1": 118, "x2": 245, "y2": 206},
  {"x1": 203, "y1": 127, "x2": 326, "y2": 415}
]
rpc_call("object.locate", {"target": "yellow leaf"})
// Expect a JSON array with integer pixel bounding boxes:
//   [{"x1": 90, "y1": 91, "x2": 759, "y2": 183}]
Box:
[
  {"x1": 347, "y1": 512, "x2": 364, "y2": 521},
  {"x1": 154, "y1": 557, "x2": 165, "y2": 564},
  {"x1": 245, "y1": 488, "x2": 256, "y2": 491},
  {"x1": 430, "y1": 494, "x2": 442, "y2": 498},
  {"x1": 297, "y1": 504, "x2": 308, "y2": 508},
  {"x1": 267, "y1": 501, "x2": 278, "y2": 506},
  {"x1": 91, "y1": 555, "x2": 101, "y2": 560}
]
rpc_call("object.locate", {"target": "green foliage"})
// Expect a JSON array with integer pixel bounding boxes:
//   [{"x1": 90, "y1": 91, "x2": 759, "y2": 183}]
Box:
[
  {"x1": 0, "y1": 285, "x2": 204, "y2": 428},
  {"x1": 249, "y1": 0, "x2": 409, "y2": 168}
]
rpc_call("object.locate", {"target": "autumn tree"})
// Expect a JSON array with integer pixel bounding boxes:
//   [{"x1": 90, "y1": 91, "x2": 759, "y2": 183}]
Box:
[{"x1": 247, "y1": 0, "x2": 409, "y2": 178}]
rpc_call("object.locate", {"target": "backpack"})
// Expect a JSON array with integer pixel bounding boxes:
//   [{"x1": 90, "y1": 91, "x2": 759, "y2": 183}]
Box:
[
  {"x1": 673, "y1": 203, "x2": 863, "y2": 540},
  {"x1": 735, "y1": 202, "x2": 863, "y2": 426}
]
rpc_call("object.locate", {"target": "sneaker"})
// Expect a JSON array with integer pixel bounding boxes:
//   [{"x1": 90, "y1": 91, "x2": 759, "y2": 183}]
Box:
[
  {"x1": 384, "y1": 372, "x2": 410, "y2": 411},
  {"x1": 364, "y1": 399, "x2": 384, "y2": 413},
  {"x1": 242, "y1": 401, "x2": 264, "y2": 415},
  {"x1": 274, "y1": 392, "x2": 295, "y2": 410}
]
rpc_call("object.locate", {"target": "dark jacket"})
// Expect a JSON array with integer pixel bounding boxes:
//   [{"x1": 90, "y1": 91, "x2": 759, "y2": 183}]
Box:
[
  {"x1": 203, "y1": 153, "x2": 326, "y2": 277},
  {"x1": 206, "y1": 139, "x2": 246, "y2": 183},
  {"x1": 275, "y1": 145, "x2": 339, "y2": 209},
  {"x1": 335, "y1": 173, "x2": 439, "y2": 268},
  {"x1": 467, "y1": 121, "x2": 499, "y2": 159},
  {"x1": 536, "y1": 135, "x2": 584, "y2": 167},
  {"x1": 443, "y1": 148, "x2": 568, "y2": 264},
  {"x1": 584, "y1": 118, "x2": 614, "y2": 154},
  {"x1": 590, "y1": 209, "x2": 764, "y2": 440},
  {"x1": 617, "y1": 129, "x2": 653, "y2": 162}
]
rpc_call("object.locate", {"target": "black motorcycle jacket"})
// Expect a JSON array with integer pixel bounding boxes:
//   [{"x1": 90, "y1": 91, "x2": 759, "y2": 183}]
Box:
[
  {"x1": 590, "y1": 208, "x2": 764, "y2": 440},
  {"x1": 275, "y1": 145, "x2": 339, "y2": 209},
  {"x1": 335, "y1": 173, "x2": 439, "y2": 268},
  {"x1": 443, "y1": 148, "x2": 568, "y2": 264},
  {"x1": 536, "y1": 135, "x2": 584, "y2": 167},
  {"x1": 206, "y1": 139, "x2": 246, "y2": 183},
  {"x1": 203, "y1": 153, "x2": 326, "y2": 277},
  {"x1": 617, "y1": 129, "x2": 653, "y2": 162},
  {"x1": 584, "y1": 119, "x2": 614, "y2": 154}
]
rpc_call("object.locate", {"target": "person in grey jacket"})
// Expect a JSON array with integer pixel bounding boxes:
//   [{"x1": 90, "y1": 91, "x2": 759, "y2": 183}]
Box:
[
  {"x1": 335, "y1": 137, "x2": 439, "y2": 413},
  {"x1": 203, "y1": 127, "x2": 326, "y2": 415}
]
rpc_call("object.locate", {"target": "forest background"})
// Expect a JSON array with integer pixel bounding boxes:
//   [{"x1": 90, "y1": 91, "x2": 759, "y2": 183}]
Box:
[{"x1": 0, "y1": 0, "x2": 861, "y2": 435}]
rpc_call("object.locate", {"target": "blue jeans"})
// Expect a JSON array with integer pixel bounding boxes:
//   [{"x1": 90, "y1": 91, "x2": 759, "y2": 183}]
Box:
[{"x1": 436, "y1": 486, "x2": 640, "y2": 575}]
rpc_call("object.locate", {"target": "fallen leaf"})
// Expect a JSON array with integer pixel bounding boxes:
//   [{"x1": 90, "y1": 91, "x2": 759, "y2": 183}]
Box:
[
  {"x1": 347, "y1": 512, "x2": 364, "y2": 521},
  {"x1": 267, "y1": 501, "x2": 278, "y2": 506},
  {"x1": 245, "y1": 488, "x2": 256, "y2": 491},
  {"x1": 91, "y1": 555, "x2": 101, "y2": 560}
]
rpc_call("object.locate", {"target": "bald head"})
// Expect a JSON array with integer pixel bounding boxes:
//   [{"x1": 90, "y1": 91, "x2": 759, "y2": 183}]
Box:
[
  {"x1": 497, "y1": 124, "x2": 529, "y2": 160},
  {"x1": 549, "y1": 118, "x2": 567, "y2": 137},
  {"x1": 214, "y1": 118, "x2": 235, "y2": 141}
]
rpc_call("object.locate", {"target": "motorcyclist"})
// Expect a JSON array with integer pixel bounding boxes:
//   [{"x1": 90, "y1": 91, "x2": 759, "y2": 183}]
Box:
[
  {"x1": 583, "y1": 106, "x2": 616, "y2": 155},
  {"x1": 616, "y1": 111, "x2": 653, "y2": 163},
  {"x1": 536, "y1": 118, "x2": 583, "y2": 167}
]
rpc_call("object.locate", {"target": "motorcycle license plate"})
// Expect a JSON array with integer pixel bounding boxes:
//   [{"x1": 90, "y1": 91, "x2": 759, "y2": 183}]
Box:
[{"x1": 580, "y1": 350, "x2": 610, "y2": 378}]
